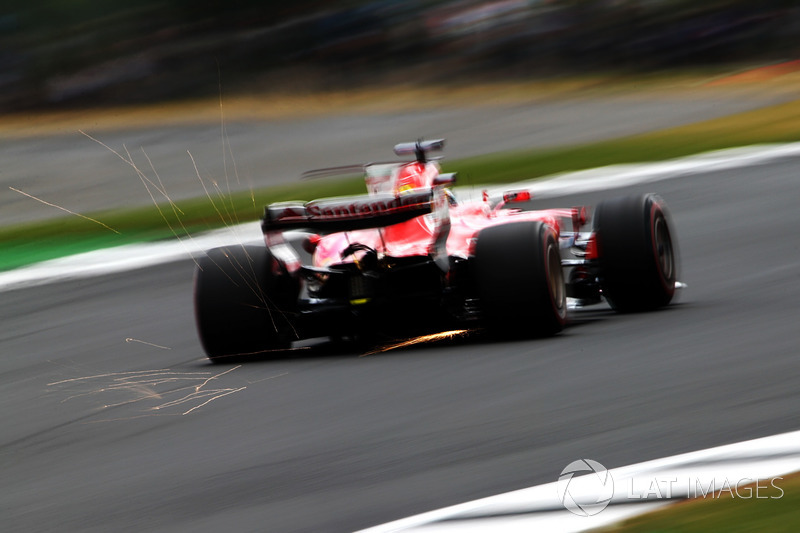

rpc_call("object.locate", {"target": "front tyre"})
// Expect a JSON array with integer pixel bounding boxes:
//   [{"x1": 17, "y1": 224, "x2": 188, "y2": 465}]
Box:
[
  {"x1": 593, "y1": 193, "x2": 677, "y2": 312},
  {"x1": 194, "y1": 245, "x2": 297, "y2": 362},
  {"x1": 474, "y1": 221, "x2": 567, "y2": 336}
]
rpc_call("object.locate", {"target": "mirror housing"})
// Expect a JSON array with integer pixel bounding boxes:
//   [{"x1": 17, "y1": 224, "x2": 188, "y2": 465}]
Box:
[
  {"x1": 502, "y1": 190, "x2": 532, "y2": 204},
  {"x1": 433, "y1": 172, "x2": 457, "y2": 186}
]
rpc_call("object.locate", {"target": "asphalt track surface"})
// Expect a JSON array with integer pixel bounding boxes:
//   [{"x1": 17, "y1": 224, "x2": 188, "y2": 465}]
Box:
[
  {"x1": 3, "y1": 155, "x2": 800, "y2": 532},
  {"x1": 1, "y1": 91, "x2": 795, "y2": 226}
]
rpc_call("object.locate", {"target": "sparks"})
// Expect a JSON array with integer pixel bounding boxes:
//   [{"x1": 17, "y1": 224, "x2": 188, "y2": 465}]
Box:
[
  {"x1": 48, "y1": 369, "x2": 175, "y2": 386},
  {"x1": 48, "y1": 366, "x2": 255, "y2": 419},
  {"x1": 80, "y1": 130, "x2": 205, "y2": 269},
  {"x1": 9, "y1": 186, "x2": 120, "y2": 234},
  {"x1": 125, "y1": 338, "x2": 171, "y2": 350},
  {"x1": 181, "y1": 387, "x2": 247, "y2": 415},
  {"x1": 195, "y1": 365, "x2": 241, "y2": 391},
  {"x1": 362, "y1": 329, "x2": 472, "y2": 356}
]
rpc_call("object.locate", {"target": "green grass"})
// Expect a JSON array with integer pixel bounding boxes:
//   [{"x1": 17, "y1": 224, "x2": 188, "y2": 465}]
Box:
[
  {"x1": 0, "y1": 177, "x2": 366, "y2": 271},
  {"x1": 3, "y1": 97, "x2": 800, "y2": 271},
  {"x1": 596, "y1": 472, "x2": 800, "y2": 532}
]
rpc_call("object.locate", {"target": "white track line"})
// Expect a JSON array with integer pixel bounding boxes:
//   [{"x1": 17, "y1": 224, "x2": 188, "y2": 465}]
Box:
[
  {"x1": 356, "y1": 429, "x2": 800, "y2": 532},
  {"x1": 488, "y1": 142, "x2": 800, "y2": 199},
  {"x1": 2, "y1": 142, "x2": 800, "y2": 293}
]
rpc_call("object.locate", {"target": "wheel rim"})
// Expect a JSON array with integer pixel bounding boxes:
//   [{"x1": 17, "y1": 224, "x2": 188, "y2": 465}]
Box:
[
  {"x1": 547, "y1": 241, "x2": 566, "y2": 316},
  {"x1": 653, "y1": 216, "x2": 674, "y2": 283}
]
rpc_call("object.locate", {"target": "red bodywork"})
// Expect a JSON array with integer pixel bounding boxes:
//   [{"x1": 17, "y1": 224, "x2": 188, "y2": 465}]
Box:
[
  {"x1": 195, "y1": 139, "x2": 676, "y2": 360},
  {"x1": 307, "y1": 160, "x2": 575, "y2": 269},
  {"x1": 253, "y1": 140, "x2": 605, "y2": 341}
]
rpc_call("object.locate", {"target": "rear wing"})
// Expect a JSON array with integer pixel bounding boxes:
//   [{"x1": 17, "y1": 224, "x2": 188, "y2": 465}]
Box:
[
  {"x1": 299, "y1": 161, "x2": 411, "y2": 181},
  {"x1": 262, "y1": 190, "x2": 434, "y2": 233}
]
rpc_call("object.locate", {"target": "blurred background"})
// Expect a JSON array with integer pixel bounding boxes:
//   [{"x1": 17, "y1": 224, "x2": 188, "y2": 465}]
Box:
[{"x1": 1, "y1": 0, "x2": 799, "y2": 112}]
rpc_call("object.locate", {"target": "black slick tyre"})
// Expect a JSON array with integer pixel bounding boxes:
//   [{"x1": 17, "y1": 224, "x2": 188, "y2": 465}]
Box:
[
  {"x1": 194, "y1": 245, "x2": 296, "y2": 362},
  {"x1": 474, "y1": 221, "x2": 566, "y2": 336},
  {"x1": 593, "y1": 193, "x2": 677, "y2": 312}
]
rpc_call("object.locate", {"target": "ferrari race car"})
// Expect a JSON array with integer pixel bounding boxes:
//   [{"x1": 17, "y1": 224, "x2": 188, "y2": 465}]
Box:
[{"x1": 194, "y1": 139, "x2": 678, "y2": 361}]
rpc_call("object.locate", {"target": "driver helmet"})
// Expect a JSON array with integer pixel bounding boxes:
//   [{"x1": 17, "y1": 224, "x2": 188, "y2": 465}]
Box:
[{"x1": 393, "y1": 162, "x2": 428, "y2": 195}]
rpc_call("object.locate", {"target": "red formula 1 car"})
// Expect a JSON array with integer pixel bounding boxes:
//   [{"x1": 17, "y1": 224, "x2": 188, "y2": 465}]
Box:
[{"x1": 194, "y1": 139, "x2": 678, "y2": 361}]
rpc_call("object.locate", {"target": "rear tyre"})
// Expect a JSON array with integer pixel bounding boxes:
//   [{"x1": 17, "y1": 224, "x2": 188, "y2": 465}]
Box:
[
  {"x1": 194, "y1": 245, "x2": 297, "y2": 362},
  {"x1": 474, "y1": 221, "x2": 566, "y2": 336},
  {"x1": 593, "y1": 193, "x2": 677, "y2": 312}
]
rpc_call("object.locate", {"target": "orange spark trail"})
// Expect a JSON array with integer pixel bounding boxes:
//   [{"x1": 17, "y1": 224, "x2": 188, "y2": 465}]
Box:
[
  {"x1": 362, "y1": 329, "x2": 471, "y2": 356},
  {"x1": 9, "y1": 187, "x2": 120, "y2": 234}
]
